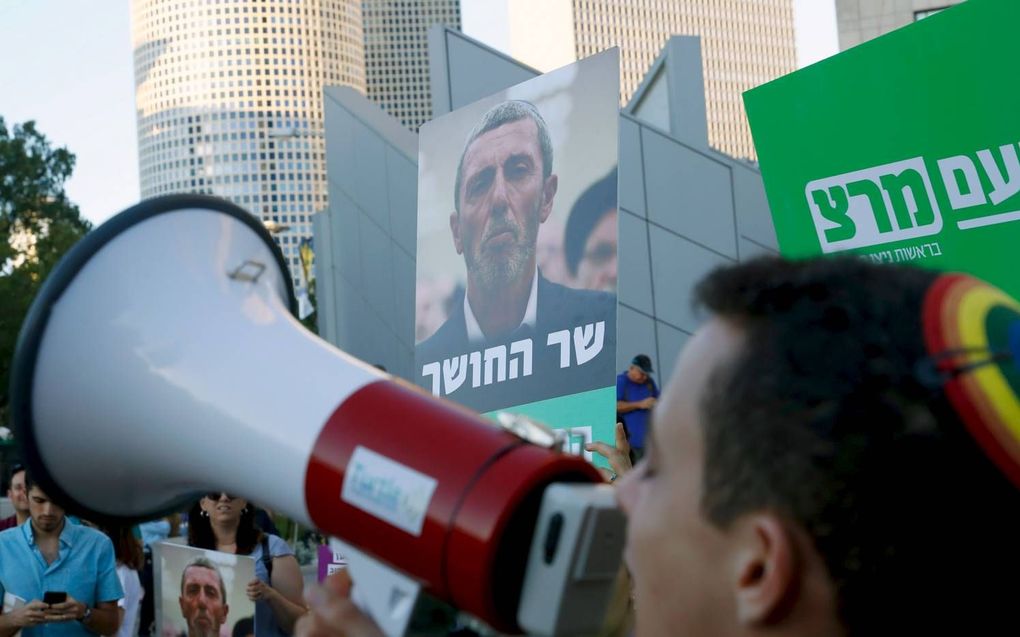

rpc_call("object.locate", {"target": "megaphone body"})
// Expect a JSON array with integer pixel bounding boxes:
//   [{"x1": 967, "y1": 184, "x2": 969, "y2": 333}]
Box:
[{"x1": 10, "y1": 196, "x2": 624, "y2": 636}]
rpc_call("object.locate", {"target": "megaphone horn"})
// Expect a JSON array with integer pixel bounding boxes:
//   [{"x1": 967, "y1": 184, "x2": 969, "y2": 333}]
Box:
[{"x1": 9, "y1": 195, "x2": 604, "y2": 634}]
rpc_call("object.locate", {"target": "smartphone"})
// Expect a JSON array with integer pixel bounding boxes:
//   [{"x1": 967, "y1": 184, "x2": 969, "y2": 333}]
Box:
[{"x1": 43, "y1": 592, "x2": 66, "y2": 605}]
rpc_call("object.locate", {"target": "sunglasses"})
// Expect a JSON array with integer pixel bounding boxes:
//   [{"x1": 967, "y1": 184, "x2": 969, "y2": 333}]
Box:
[{"x1": 205, "y1": 492, "x2": 241, "y2": 501}]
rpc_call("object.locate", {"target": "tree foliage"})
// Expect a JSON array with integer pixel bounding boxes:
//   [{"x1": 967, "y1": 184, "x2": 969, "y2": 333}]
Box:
[{"x1": 1, "y1": 117, "x2": 92, "y2": 425}]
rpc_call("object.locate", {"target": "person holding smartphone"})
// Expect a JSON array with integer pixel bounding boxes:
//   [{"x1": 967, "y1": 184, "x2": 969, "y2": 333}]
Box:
[{"x1": 0, "y1": 473, "x2": 122, "y2": 637}]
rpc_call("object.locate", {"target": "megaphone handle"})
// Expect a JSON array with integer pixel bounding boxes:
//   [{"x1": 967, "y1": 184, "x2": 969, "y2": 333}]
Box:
[{"x1": 328, "y1": 539, "x2": 421, "y2": 637}]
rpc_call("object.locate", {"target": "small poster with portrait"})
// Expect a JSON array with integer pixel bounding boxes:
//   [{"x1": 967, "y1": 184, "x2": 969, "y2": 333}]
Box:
[{"x1": 153, "y1": 542, "x2": 257, "y2": 637}]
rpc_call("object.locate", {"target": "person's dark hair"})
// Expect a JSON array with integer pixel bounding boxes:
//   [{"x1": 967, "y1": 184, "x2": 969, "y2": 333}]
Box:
[
  {"x1": 23, "y1": 471, "x2": 40, "y2": 494},
  {"x1": 231, "y1": 616, "x2": 254, "y2": 637},
  {"x1": 187, "y1": 499, "x2": 264, "y2": 555},
  {"x1": 7, "y1": 463, "x2": 24, "y2": 483},
  {"x1": 454, "y1": 100, "x2": 553, "y2": 215},
  {"x1": 692, "y1": 255, "x2": 1020, "y2": 634},
  {"x1": 564, "y1": 167, "x2": 617, "y2": 277},
  {"x1": 103, "y1": 524, "x2": 144, "y2": 571}
]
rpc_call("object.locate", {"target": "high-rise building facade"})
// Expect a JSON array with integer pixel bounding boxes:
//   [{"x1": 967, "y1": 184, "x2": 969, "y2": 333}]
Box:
[
  {"x1": 362, "y1": 0, "x2": 461, "y2": 131},
  {"x1": 462, "y1": 0, "x2": 796, "y2": 160},
  {"x1": 132, "y1": 0, "x2": 366, "y2": 288},
  {"x1": 835, "y1": 0, "x2": 963, "y2": 50}
]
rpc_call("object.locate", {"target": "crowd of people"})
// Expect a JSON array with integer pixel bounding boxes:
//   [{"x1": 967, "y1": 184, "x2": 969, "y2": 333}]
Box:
[{"x1": 0, "y1": 466, "x2": 306, "y2": 637}]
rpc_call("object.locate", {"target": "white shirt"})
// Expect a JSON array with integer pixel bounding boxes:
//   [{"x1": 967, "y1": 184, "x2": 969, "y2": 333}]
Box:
[
  {"x1": 464, "y1": 269, "x2": 539, "y2": 343},
  {"x1": 115, "y1": 565, "x2": 143, "y2": 637}
]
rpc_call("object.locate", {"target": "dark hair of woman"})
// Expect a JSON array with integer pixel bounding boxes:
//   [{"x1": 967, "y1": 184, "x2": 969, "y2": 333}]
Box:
[
  {"x1": 104, "y1": 524, "x2": 144, "y2": 571},
  {"x1": 231, "y1": 616, "x2": 254, "y2": 637},
  {"x1": 187, "y1": 500, "x2": 264, "y2": 554}
]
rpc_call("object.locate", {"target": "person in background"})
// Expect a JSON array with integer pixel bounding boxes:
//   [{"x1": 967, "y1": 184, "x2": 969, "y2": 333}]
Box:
[
  {"x1": 615, "y1": 354, "x2": 659, "y2": 460},
  {"x1": 563, "y1": 167, "x2": 618, "y2": 292},
  {"x1": 138, "y1": 514, "x2": 181, "y2": 637},
  {"x1": 102, "y1": 525, "x2": 144, "y2": 637},
  {"x1": 0, "y1": 474, "x2": 122, "y2": 637},
  {"x1": 0, "y1": 464, "x2": 28, "y2": 531},
  {"x1": 188, "y1": 494, "x2": 305, "y2": 637},
  {"x1": 138, "y1": 516, "x2": 178, "y2": 549},
  {"x1": 232, "y1": 616, "x2": 255, "y2": 637}
]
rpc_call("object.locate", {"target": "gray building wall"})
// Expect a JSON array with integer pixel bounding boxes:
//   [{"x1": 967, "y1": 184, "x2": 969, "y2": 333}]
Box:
[
  {"x1": 316, "y1": 29, "x2": 777, "y2": 386},
  {"x1": 836, "y1": 0, "x2": 963, "y2": 50},
  {"x1": 315, "y1": 86, "x2": 418, "y2": 379}
]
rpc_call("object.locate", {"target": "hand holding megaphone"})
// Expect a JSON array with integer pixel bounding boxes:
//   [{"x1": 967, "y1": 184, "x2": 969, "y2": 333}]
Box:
[{"x1": 10, "y1": 196, "x2": 625, "y2": 636}]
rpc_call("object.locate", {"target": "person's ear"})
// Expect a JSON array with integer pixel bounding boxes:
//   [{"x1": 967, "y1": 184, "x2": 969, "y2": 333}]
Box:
[
  {"x1": 540, "y1": 174, "x2": 558, "y2": 223},
  {"x1": 179, "y1": 595, "x2": 186, "y2": 614},
  {"x1": 449, "y1": 210, "x2": 463, "y2": 255},
  {"x1": 220, "y1": 604, "x2": 229, "y2": 622},
  {"x1": 733, "y1": 514, "x2": 799, "y2": 626}
]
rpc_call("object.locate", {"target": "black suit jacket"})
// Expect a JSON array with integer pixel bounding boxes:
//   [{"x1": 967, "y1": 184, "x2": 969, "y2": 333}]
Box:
[{"x1": 416, "y1": 274, "x2": 617, "y2": 413}]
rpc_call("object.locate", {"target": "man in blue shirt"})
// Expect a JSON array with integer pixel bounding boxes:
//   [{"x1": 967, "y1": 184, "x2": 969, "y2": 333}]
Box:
[
  {"x1": 0, "y1": 475, "x2": 122, "y2": 637},
  {"x1": 616, "y1": 354, "x2": 659, "y2": 459}
]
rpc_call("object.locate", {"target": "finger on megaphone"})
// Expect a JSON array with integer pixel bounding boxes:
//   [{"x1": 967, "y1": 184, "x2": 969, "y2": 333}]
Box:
[
  {"x1": 615, "y1": 421, "x2": 631, "y2": 453},
  {"x1": 585, "y1": 441, "x2": 626, "y2": 478},
  {"x1": 324, "y1": 569, "x2": 353, "y2": 598}
]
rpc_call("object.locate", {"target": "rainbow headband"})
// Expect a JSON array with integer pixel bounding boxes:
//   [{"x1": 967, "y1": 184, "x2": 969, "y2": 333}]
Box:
[{"x1": 922, "y1": 274, "x2": 1020, "y2": 488}]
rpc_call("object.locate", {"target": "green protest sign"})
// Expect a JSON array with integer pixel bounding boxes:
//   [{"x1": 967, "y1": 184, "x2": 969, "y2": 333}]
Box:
[{"x1": 744, "y1": 0, "x2": 1019, "y2": 297}]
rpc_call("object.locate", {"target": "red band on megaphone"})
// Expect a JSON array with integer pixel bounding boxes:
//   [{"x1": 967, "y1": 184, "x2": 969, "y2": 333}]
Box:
[{"x1": 303, "y1": 379, "x2": 601, "y2": 632}]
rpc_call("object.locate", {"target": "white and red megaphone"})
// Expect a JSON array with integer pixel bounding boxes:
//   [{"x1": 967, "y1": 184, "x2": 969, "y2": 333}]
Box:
[{"x1": 9, "y1": 196, "x2": 624, "y2": 636}]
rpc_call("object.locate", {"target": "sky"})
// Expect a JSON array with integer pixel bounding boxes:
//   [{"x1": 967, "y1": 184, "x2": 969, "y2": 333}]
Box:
[{"x1": 0, "y1": 0, "x2": 837, "y2": 227}]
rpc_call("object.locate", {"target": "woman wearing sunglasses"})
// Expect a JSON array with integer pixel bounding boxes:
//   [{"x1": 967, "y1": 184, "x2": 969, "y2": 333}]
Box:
[{"x1": 187, "y1": 493, "x2": 307, "y2": 637}]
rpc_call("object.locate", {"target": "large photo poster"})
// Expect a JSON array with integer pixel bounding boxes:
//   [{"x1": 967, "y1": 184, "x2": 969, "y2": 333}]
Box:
[
  {"x1": 415, "y1": 49, "x2": 619, "y2": 446},
  {"x1": 154, "y1": 542, "x2": 256, "y2": 637}
]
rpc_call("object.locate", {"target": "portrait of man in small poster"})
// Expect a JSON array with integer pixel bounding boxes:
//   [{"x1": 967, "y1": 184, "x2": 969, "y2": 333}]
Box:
[{"x1": 155, "y1": 543, "x2": 256, "y2": 637}]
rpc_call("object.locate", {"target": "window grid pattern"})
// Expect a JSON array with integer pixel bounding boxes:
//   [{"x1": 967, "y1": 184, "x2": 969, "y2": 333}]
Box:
[
  {"x1": 132, "y1": 0, "x2": 366, "y2": 288},
  {"x1": 572, "y1": 0, "x2": 796, "y2": 161},
  {"x1": 361, "y1": 0, "x2": 461, "y2": 132},
  {"x1": 836, "y1": 1, "x2": 964, "y2": 55}
]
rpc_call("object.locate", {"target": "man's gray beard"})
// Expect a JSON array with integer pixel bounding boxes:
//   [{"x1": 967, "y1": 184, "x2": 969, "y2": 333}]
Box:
[{"x1": 467, "y1": 242, "x2": 534, "y2": 291}]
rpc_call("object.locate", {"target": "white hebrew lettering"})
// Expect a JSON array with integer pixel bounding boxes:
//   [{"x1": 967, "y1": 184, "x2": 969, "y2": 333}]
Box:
[
  {"x1": 508, "y1": 339, "x2": 533, "y2": 380},
  {"x1": 483, "y1": 346, "x2": 507, "y2": 385},
  {"x1": 937, "y1": 155, "x2": 987, "y2": 210},
  {"x1": 977, "y1": 144, "x2": 1020, "y2": 205},
  {"x1": 573, "y1": 322, "x2": 605, "y2": 365},
  {"x1": 548, "y1": 330, "x2": 571, "y2": 368},
  {"x1": 422, "y1": 362, "x2": 441, "y2": 396},
  {"x1": 442, "y1": 355, "x2": 468, "y2": 394},
  {"x1": 469, "y1": 351, "x2": 482, "y2": 388},
  {"x1": 562, "y1": 426, "x2": 594, "y2": 462}
]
